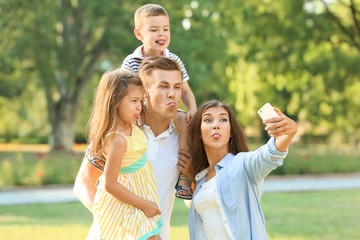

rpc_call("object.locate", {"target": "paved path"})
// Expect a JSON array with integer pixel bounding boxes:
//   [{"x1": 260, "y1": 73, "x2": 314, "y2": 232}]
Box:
[{"x1": 1, "y1": 173, "x2": 360, "y2": 205}]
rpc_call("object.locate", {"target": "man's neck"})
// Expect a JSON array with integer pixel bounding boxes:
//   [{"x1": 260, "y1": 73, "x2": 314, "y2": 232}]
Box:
[{"x1": 145, "y1": 112, "x2": 171, "y2": 137}]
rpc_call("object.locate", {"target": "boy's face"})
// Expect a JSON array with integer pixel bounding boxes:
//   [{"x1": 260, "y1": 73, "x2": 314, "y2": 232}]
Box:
[{"x1": 135, "y1": 15, "x2": 170, "y2": 57}]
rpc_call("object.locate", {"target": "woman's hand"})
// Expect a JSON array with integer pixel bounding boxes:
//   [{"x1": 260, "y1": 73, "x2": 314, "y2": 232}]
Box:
[
  {"x1": 263, "y1": 108, "x2": 298, "y2": 138},
  {"x1": 140, "y1": 199, "x2": 161, "y2": 218},
  {"x1": 263, "y1": 108, "x2": 298, "y2": 152}
]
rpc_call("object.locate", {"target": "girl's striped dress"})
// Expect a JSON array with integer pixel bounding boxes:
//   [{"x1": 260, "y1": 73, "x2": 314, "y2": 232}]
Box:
[{"x1": 93, "y1": 125, "x2": 162, "y2": 240}]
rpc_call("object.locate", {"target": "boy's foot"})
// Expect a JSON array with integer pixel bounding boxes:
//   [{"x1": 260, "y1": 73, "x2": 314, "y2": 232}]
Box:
[{"x1": 175, "y1": 174, "x2": 193, "y2": 200}]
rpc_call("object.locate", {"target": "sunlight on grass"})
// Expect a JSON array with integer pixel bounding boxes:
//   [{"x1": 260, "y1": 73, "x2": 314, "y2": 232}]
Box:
[
  {"x1": 0, "y1": 190, "x2": 359, "y2": 239},
  {"x1": 1, "y1": 225, "x2": 89, "y2": 240},
  {"x1": 170, "y1": 198, "x2": 190, "y2": 239}
]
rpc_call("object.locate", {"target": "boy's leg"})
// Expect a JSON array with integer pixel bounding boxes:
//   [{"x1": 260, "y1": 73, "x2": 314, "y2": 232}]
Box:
[{"x1": 175, "y1": 173, "x2": 193, "y2": 199}]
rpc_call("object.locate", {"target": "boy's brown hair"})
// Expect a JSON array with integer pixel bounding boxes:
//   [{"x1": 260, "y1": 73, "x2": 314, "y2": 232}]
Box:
[{"x1": 134, "y1": 4, "x2": 168, "y2": 29}]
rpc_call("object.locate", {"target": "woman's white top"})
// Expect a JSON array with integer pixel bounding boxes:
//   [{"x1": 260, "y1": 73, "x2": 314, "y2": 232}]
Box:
[{"x1": 193, "y1": 175, "x2": 231, "y2": 240}]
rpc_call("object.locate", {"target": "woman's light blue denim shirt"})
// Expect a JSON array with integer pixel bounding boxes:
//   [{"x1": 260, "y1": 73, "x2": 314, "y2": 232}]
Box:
[{"x1": 188, "y1": 137, "x2": 288, "y2": 240}]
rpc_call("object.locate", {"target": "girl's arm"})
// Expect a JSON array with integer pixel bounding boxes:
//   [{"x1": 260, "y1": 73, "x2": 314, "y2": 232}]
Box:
[{"x1": 103, "y1": 134, "x2": 161, "y2": 218}]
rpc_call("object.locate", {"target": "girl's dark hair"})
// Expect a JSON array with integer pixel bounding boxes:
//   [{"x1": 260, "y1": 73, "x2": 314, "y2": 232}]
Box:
[{"x1": 188, "y1": 100, "x2": 249, "y2": 176}]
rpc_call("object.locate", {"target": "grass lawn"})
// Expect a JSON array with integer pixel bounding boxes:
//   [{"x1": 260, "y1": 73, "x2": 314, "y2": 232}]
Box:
[{"x1": 1, "y1": 190, "x2": 360, "y2": 239}]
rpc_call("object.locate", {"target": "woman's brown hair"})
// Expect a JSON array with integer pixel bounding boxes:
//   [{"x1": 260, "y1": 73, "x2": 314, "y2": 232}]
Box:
[
  {"x1": 87, "y1": 69, "x2": 145, "y2": 159},
  {"x1": 188, "y1": 100, "x2": 249, "y2": 176}
]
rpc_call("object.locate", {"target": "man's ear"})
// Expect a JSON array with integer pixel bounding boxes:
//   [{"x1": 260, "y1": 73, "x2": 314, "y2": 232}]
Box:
[
  {"x1": 134, "y1": 29, "x2": 143, "y2": 41},
  {"x1": 144, "y1": 90, "x2": 150, "y2": 99}
]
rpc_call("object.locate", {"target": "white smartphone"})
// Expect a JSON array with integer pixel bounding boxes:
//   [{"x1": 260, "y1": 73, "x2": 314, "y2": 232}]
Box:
[{"x1": 257, "y1": 103, "x2": 279, "y2": 121}]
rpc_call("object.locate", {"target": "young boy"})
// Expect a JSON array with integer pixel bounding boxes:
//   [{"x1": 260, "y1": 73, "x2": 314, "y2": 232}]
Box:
[
  {"x1": 121, "y1": 3, "x2": 196, "y2": 122},
  {"x1": 121, "y1": 4, "x2": 195, "y2": 200}
]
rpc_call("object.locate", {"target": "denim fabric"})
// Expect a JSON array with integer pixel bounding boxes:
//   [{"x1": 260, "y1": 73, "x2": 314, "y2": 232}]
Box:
[{"x1": 188, "y1": 137, "x2": 288, "y2": 240}]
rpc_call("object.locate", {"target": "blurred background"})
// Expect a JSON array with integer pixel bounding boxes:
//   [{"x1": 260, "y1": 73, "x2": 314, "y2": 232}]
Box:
[{"x1": 1, "y1": 0, "x2": 360, "y2": 239}]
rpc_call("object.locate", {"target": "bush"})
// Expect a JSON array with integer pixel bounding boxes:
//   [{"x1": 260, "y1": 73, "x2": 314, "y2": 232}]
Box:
[
  {"x1": 0, "y1": 152, "x2": 83, "y2": 187},
  {"x1": 270, "y1": 144, "x2": 360, "y2": 175}
]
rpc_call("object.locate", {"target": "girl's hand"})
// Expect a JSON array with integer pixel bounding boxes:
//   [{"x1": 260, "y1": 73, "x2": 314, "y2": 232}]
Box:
[
  {"x1": 140, "y1": 200, "x2": 161, "y2": 218},
  {"x1": 263, "y1": 108, "x2": 298, "y2": 138}
]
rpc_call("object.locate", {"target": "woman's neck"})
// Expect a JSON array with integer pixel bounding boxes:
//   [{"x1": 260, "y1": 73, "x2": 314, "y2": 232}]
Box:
[{"x1": 205, "y1": 148, "x2": 229, "y2": 171}]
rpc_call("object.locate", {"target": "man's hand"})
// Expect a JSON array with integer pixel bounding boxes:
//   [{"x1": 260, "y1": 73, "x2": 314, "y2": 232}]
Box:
[
  {"x1": 177, "y1": 149, "x2": 195, "y2": 182},
  {"x1": 185, "y1": 109, "x2": 196, "y2": 123}
]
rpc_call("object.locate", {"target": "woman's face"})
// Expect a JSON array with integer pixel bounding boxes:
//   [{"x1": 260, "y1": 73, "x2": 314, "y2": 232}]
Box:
[{"x1": 200, "y1": 106, "x2": 231, "y2": 155}]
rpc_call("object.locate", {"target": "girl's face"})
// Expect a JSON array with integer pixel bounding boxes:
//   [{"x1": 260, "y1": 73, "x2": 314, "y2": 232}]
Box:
[
  {"x1": 200, "y1": 106, "x2": 231, "y2": 155},
  {"x1": 117, "y1": 85, "x2": 144, "y2": 126}
]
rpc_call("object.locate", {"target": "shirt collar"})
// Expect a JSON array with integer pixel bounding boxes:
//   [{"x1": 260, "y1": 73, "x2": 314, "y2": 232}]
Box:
[
  {"x1": 195, "y1": 152, "x2": 235, "y2": 181},
  {"x1": 132, "y1": 45, "x2": 168, "y2": 59},
  {"x1": 195, "y1": 167, "x2": 209, "y2": 182},
  {"x1": 215, "y1": 152, "x2": 235, "y2": 171},
  {"x1": 142, "y1": 118, "x2": 176, "y2": 139}
]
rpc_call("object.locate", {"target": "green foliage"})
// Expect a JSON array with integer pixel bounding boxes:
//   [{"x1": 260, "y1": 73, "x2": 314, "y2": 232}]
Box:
[
  {"x1": 0, "y1": 152, "x2": 82, "y2": 187},
  {"x1": 1, "y1": 0, "x2": 360, "y2": 146},
  {"x1": 1, "y1": 142, "x2": 359, "y2": 187},
  {"x1": 271, "y1": 144, "x2": 360, "y2": 175}
]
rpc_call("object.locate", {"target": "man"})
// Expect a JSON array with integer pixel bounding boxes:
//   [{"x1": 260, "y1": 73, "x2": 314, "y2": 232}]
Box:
[{"x1": 74, "y1": 56, "x2": 193, "y2": 240}]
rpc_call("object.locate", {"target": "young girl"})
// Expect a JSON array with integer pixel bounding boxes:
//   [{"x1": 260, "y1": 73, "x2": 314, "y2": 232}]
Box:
[{"x1": 88, "y1": 69, "x2": 162, "y2": 240}]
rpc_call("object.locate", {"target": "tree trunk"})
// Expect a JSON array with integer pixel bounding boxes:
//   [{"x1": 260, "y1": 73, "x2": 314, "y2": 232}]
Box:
[{"x1": 49, "y1": 99, "x2": 79, "y2": 152}]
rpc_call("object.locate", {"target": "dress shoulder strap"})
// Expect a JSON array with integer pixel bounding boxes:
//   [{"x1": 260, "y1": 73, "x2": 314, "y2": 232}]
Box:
[
  {"x1": 101, "y1": 130, "x2": 128, "y2": 159},
  {"x1": 104, "y1": 131, "x2": 127, "y2": 140}
]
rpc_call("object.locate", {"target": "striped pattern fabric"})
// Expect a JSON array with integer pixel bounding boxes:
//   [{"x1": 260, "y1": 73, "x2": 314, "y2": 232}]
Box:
[
  {"x1": 93, "y1": 125, "x2": 162, "y2": 240},
  {"x1": 121, "y1": 45, "x2": 190, "y2": 82}
]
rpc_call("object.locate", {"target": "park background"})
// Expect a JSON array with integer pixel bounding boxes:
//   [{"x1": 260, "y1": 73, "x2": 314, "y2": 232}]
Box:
[{"x1": 1, "y1": 0, "x2": 360, "y2": 239}]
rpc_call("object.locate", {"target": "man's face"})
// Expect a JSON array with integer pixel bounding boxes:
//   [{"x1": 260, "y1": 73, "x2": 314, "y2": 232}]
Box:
[{"x1": 145, "y1": 69, "x2": 182, "y2": 120}]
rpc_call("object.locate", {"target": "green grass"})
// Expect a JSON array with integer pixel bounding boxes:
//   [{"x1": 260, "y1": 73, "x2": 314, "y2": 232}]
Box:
[
  {"x1": 1, "y1": 190, "x2": 360, "y2": 239},
  {"x1": 263, "y1": 190, "x2": 360, "y2": 239}
]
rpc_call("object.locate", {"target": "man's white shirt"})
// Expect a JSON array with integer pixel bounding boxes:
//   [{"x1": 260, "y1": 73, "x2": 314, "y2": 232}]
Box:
[{"x1": 142, "y1": 121, "x2": 180, "y2": 240}]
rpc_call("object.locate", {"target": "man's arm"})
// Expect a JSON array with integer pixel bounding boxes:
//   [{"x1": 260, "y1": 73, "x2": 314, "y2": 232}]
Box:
[
  {"x1": 177, "y1": 149, "x2": 195, "y2": 183},
  {"x1": 73, "y1": 157, "x2": 102, "y2": 212}
]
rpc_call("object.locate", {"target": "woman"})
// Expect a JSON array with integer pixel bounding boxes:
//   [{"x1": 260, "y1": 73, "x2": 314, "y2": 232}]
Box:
[{"x1": 188, "y1": 100, "x2": 298, "y2": 240}]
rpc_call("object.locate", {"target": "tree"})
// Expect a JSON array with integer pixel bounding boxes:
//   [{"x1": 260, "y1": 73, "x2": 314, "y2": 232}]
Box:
[
  {"x1": 203, "y1": 0, "x2": 360, "y2": 144},
  {"x1": 1, "y1": 0, "x2": 136, "y2": 151},
  {"x1": 1, "y1": 0, "x2": 231, "y2": 149}
]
